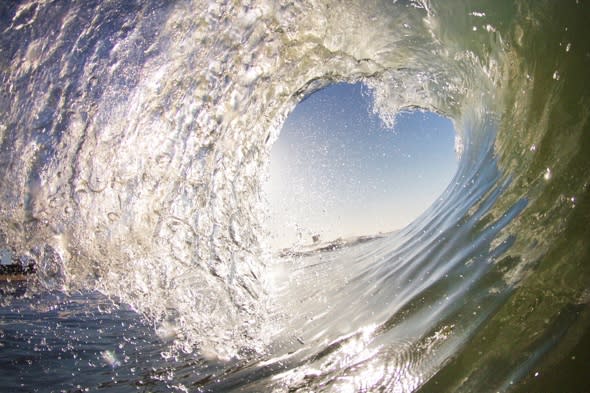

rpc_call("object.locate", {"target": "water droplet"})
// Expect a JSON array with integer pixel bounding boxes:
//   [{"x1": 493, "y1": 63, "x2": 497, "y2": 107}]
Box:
[
  {"x1": 544, "y1": 168, "x2": 552, "y2": 181},
  {"x1": 101, "y1": 350, "x2": 121, "y2": 367}
]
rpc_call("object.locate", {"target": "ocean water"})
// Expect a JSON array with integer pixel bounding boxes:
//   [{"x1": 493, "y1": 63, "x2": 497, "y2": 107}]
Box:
[{"x1": 0, "y1": 0, "x2": 589, "y2": 392}]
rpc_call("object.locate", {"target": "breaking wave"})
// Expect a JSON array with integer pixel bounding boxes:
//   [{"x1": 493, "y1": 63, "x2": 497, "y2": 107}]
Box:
[{"x1": 0, "y1": 0, "x2": 589, "y2": 391}]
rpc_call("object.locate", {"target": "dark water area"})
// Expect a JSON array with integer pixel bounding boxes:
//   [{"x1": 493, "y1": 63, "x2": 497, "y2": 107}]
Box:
[{"x1": 0, "y1": 292, "x2": 237, "y2": 392}]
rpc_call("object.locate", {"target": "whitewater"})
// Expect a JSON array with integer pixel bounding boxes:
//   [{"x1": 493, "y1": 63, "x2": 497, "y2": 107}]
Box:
[{"x1": 1, "y1": 0, "x2": 589, "y2": 392}]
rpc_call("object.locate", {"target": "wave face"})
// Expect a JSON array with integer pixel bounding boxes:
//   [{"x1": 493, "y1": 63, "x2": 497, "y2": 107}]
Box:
[{"x1": 1, "y1": 0, "x2": 589, "y2": 391}]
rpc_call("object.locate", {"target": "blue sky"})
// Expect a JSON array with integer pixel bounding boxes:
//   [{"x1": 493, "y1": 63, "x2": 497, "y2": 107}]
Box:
[{"x1": 264, "y1": 83, "x2": 458, "y2": 249}]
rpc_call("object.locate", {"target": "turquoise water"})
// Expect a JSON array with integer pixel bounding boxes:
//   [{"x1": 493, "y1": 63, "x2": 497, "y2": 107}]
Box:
[{"x1": 0, "y1": 0, "x2": 589, "y2": 391}]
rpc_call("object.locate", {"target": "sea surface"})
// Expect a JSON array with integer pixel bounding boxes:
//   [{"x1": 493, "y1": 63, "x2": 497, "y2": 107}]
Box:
[{"x1": 0, "y1": 0, "x2": 589, "y2": 392}]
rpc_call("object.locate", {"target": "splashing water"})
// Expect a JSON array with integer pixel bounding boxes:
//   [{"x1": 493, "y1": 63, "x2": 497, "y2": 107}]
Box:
[{"x1": 1, "y1": 0, "x2": 589, "y2": 391}]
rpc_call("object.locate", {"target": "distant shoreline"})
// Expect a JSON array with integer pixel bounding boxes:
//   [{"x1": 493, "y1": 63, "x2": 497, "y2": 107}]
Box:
[
  {"x1": 277, "y1": 230, "x2": 398, "y2": 258},
  {"x1": 0, "y1": 262, "x2": 36, "y2": 281}
]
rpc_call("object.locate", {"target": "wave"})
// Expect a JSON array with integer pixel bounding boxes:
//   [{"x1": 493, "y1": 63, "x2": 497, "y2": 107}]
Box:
[{"x1": 0, "y1": 0, "x2": 589, "y2": 391}]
